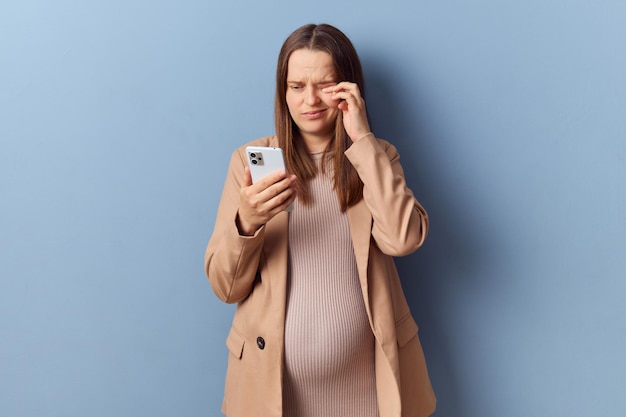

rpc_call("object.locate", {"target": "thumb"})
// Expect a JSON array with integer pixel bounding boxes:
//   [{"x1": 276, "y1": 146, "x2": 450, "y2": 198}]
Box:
[{"x1": 243, "y1": 166, "x2": 253, "y2": 187}]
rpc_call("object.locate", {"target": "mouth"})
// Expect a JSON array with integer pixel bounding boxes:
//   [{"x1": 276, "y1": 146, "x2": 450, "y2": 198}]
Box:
[{"x1": 302, "y1": 109, "x2": 327, "y2": 119}]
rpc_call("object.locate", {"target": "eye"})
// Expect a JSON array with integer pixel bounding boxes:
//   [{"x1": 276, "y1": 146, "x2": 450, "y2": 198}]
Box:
[{"x1": 289, "y1": 84, "x2": 303, "y2": 92}]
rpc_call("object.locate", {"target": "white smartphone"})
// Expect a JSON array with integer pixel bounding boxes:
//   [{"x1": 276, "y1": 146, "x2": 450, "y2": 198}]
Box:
[
  {"x1": 246, "y1": 146, "x2": 288, "y2": 183},
  {"x1": 245, "y1": 146, "x2": 293, "y2": 211}
]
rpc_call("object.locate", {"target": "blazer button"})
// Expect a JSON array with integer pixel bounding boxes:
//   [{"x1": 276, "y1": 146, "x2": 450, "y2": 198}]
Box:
[{"x1": 256, "y1": 337, "x2": 265, "y2": 350}]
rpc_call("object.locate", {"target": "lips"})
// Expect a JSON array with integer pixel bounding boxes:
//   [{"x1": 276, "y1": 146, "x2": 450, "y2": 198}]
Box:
[{"x1": 302, "y1": 109, "x2": 327, "y2": 119}]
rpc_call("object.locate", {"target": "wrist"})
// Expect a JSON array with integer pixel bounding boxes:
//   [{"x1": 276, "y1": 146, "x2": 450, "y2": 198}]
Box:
[
  {"x1": 236, "y1": 213, "x2": 260, "y2": 236},
  {"x1": 353, "y1": 131, "x2": 374, "y2": 142}
]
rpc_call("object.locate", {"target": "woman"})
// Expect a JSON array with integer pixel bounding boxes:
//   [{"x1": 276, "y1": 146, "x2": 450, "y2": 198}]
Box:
[{"x1": 204, "y1": 23, "x2": 436, "y2": 417}]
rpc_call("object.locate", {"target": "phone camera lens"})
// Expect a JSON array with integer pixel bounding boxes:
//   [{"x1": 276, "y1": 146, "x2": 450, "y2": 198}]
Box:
[{"x1": 251, "y1": 159, "x2": 258, "y2": 165}]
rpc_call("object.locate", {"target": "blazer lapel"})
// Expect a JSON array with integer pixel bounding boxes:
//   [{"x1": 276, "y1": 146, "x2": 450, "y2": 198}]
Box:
[
  {"x1": 262, "y1": 211, "x2": 290, "y2": 297},
  {"x1": 347, "y1": 199, "x2": 373, "y2": 316}
]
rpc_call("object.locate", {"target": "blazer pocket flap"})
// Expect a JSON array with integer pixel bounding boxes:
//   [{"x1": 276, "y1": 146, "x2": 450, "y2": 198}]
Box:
[
  {"x1": 396, "y1": 314, "x2": 419, "y2": 347},
  {"x1": 226, "y1": 328, "x2": 245, "y2": 359}
]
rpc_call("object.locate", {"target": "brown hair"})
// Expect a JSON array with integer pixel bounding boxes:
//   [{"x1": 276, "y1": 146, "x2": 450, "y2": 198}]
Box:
[{"x1": 275, "y1": 23, "x2": 365, "y2": 211}]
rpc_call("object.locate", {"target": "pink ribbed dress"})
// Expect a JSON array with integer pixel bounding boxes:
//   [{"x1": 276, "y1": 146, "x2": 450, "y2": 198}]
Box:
[{"x1": 283, "y1": 152, "x2": 379, "y2": 417}]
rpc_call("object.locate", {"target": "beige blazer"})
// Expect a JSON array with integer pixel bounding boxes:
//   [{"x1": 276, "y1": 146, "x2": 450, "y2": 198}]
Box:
[{"x1": 205, "y1": 133, "x2": 436, "y2": 417}]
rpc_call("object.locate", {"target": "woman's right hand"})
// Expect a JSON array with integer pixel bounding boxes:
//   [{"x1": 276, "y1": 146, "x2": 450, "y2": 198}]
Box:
[{"x1": 236, "y1": 167, "x2": 297, "y2": 236}]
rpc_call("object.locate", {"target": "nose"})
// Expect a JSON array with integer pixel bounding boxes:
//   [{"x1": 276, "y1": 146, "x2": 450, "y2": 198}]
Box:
[{"x1": 304, "y1": 87, "x2": 320, "y2": 106}]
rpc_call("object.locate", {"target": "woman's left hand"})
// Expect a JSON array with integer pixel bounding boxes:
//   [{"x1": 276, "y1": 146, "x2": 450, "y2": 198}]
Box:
[{"x1": 324, "y1": 82, "x2": 371, "y2": 142}]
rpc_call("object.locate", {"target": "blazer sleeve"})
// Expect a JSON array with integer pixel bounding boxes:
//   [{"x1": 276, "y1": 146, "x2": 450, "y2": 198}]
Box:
[
  {"x1": 204, "y1": 147, "x2": 265, "y2": 303},
  {"x1": 344, "y1": 133, "x2": 428, "y2": 256}
]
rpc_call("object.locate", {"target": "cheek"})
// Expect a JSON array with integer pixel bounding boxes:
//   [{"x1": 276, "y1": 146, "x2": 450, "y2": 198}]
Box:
[
  {"x1": 326, "y1": 96, "x2": 341, "y2": 114},
  {"x1": 285, "y1": 95, "x2": 297, "y2": 117},
  {"x1": 323, "y1": 94, "x2": 341, "y2": 108}
]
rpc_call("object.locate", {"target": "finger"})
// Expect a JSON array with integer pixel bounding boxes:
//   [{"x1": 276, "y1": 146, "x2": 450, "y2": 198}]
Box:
[
  {"x1": 324, "y1": 81, "x2": 358, "y2": 92},
  {"x1": 276, "y1": 191, "x2": 297, "y2": 212},
  {"x1": 333, "y1": 91, "x2": 363, "y2": 112},
  {"x1": 330, "y1": 87, "x2": 363, "y2": 104},
  {"x1": 260, "y1": 174, "x2": 297, "y2": 203},
  {"x1": 266, "y1": 183, "x2": 297, "y2": 213},
  {"x1": 325, "y1": 82, "x2": 362, "y2": 98},
  {"x1": 251, "y1": 169, "x2": 288, "y2": 192}
]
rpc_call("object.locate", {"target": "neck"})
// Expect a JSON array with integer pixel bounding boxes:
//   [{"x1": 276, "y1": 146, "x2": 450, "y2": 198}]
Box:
[{"x1": 301, "y1": 132, "x2": 332, "y2": 153}]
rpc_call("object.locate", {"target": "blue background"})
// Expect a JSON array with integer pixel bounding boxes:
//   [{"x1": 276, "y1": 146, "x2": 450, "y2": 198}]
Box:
[{"x1": 1, "y1": 1, "x2": 625, "y2": 416}]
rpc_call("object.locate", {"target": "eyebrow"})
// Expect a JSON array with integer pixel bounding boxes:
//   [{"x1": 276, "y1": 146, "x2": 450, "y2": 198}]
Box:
[{"x1": 286, "y1": 79, "x2": 337, "y2": 85}]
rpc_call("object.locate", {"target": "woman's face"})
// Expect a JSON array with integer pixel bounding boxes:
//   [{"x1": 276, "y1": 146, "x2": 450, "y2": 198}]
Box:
[{"x1": 285, "y1": 49, "x2": 340, "y2": 150}]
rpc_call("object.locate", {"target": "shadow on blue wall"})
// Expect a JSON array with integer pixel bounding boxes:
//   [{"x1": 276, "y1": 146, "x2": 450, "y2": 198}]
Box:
[{"x1": 362, "y1": 52, "x2": 496, "y2": 417}]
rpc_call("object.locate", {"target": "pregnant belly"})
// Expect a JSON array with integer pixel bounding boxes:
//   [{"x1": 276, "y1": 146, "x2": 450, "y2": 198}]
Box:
[{"x1": 283, "y1": 293, "x2": 374, "y2": 382}]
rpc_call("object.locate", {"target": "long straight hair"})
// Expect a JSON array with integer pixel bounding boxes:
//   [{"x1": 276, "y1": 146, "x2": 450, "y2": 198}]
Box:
[{"x1": 275, "y1": 24, "x2": 365, "y2": 212}]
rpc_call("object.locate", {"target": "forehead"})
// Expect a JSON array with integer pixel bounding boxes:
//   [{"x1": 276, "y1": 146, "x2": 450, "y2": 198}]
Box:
[{"x1": 287, "y1": 49, "x2": 336, "y2": 80}]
